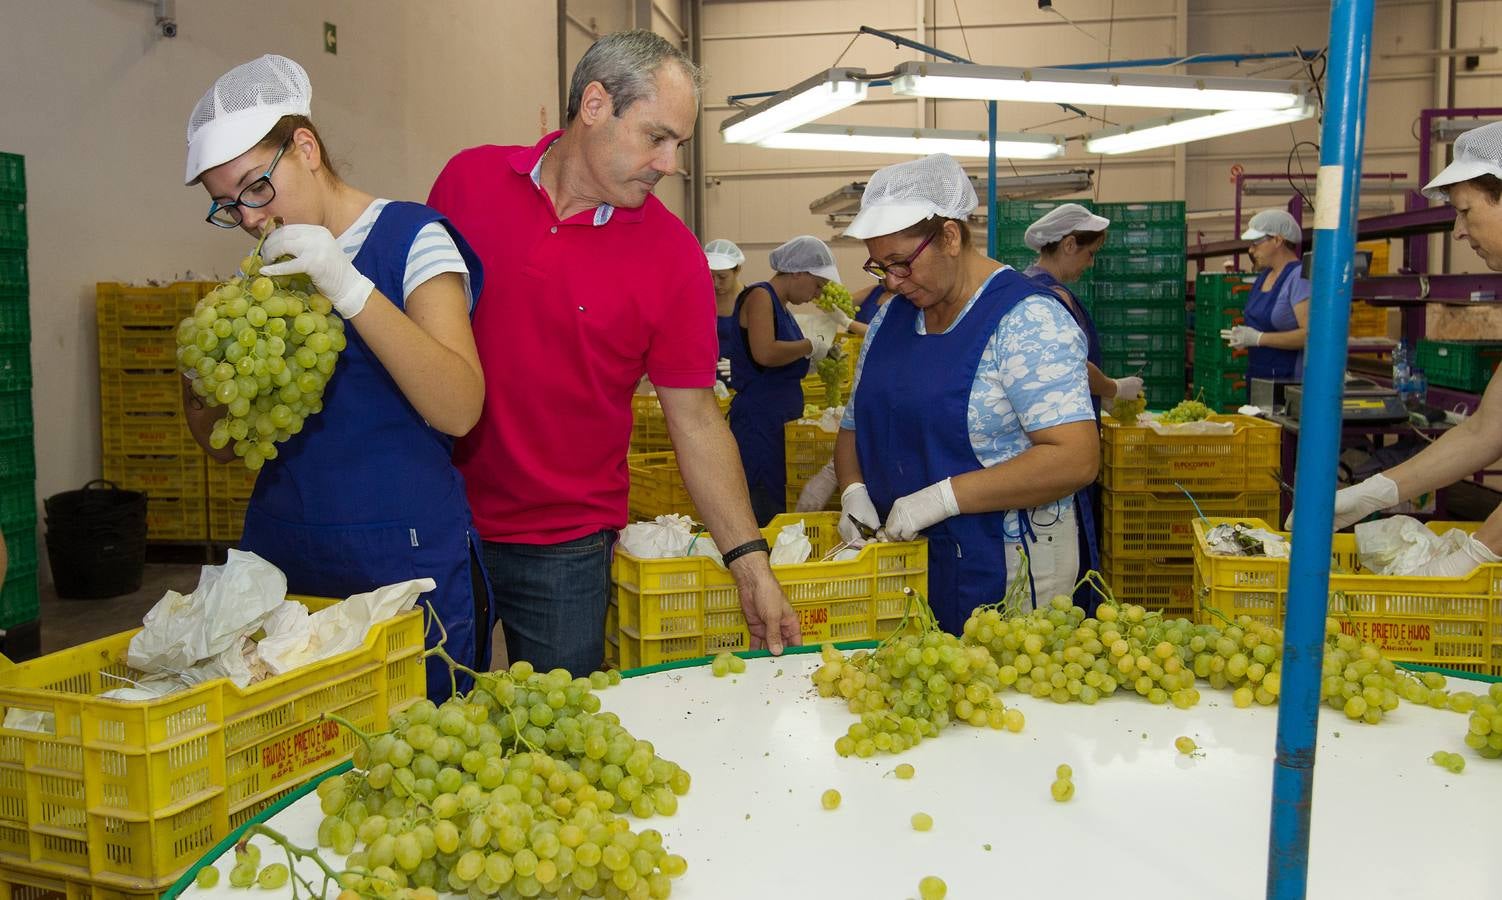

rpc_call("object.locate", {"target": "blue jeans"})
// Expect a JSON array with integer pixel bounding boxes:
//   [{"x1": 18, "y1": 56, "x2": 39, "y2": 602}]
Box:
[{"x1": 481, "y1": 529, "x2": 616, "y2": 676}]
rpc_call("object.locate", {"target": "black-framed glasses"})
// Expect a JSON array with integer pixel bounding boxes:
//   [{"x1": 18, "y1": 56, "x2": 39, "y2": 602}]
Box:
[
  {"x1": 205, "y1": 137, "x2": 291, "y2": 228},
  {"x1": 862, "y1": 231, "x2": 937, "y2": 281}
]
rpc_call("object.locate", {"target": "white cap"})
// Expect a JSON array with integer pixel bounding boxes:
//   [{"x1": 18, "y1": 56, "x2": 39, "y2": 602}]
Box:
[
  {"x1": 1423, "y1": 121, "x2": 1502, "y2": 201},
  {"x1": 1023, "y1": 203, "x2": 1111, "y2": 251},
  {"x1": 1241, "y1": 209, "x2": 1302, "y2": 245},
  {"x1": 185, "y1": 55, "x2": 312, "y2": 185},
  {"x1": 844, "y1": 154, "x2": 978, "y2": 240},
  {"x1": 704, "y1": 239, "x2": 745, "y2": 271},
  {"x1": 769, "y1": 235, "x2": 841, "y2": 283}
]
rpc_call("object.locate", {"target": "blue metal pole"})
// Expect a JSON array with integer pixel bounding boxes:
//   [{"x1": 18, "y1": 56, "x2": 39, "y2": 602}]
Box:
[
  {"x1": 1266, "y1": 0, "x2": 1373, "y2": 897},
  {"x1": 987, "y1": 100, "x2": 998, "y2": 256}
]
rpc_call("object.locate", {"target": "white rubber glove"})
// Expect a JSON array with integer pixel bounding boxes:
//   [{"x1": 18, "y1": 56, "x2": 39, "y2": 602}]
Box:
[
  {"x1": 1408, "y1": 534, "x2": 1502, "y2": 577},
  {"x1": 838, "y1": 483, "x2": 881, "y2": 544},
  {"x1": 807, "y1": 332, "x2": 832, "y2": 362},
  {"x1": 882, "y1": 478, "x2": 960, "y2": 541},
  {"x1": 1112, "y1": 376, "x2": 1143, "y2": 402},
  {"x1": 716, "y1": 358, "x2": 732, "y2": 381},
  {"x1": 259, "y1": 224, "x2": 375, "y2": 318},
  {"x1": 1285, "y1": 473, "x2": 1399, "y2": 531},
  {"x1": 1223, "y1": 324, "x2": 1263, "y2": 349},
  {"x1": 796, "y1": 461, "x2": 839, "y2": 512},
  {"x1": 827, "y1": 308, "x2": 854, "y2": 332}
]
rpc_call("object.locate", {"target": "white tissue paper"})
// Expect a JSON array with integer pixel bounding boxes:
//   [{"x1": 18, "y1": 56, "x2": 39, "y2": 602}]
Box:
[
  {"x1": 769, "y1": 520, "x2": 813, "y2": 565},
  {"x1": 127, "y1": 550, "x2": 286, "y2": 677},
  {"x1": 1145, "y1": 417, "x2": 1235, "y2": 436},
  {"x1": 817, "y1": 406, "x2": 844, "y2": 434},
  {"x1": 256, "y1": 578, "x2": 432, "y2": 675},
  {"x1": 1355, "y1": 516, "x2": 1473, "y2": 575},
  {"x1": 712, "y1": 380, "x2": 731, "y2": 399},
  {"x1": 620, "y1": 515, "x2": 724, "y2": 563},
  {"x1": 1, "y1": 708, "x2": 55, "y2": 733},
  {"x1": 793, "y1": 309, "x2": 843, "y2": 363}
]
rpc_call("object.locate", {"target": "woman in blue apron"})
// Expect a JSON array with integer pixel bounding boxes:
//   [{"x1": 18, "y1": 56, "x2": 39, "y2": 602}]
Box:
[
  {"x1": 182, "y1": 55, "x2": 492, "y2": 700},
  {"x1": 727, "y1": 236, "x2": 842, "y2": 525},
  {"x1": 705, "y1": 238, "x2": 746, "y2": 387},
  {"x1": 1224, "y1": 209, "x2": 1311, "y2": 379},
  {"x1": 834, "y1": 155, "x2": 1101, "y2": 631}
]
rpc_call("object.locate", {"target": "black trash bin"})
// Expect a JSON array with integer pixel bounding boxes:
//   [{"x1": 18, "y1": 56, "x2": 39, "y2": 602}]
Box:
[{"x1": 44, "y1": 480, "x2": 148, "y2": 599}]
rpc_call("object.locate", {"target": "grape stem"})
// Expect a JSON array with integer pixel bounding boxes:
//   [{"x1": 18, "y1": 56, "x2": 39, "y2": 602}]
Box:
[{"x1": 243, "y1": 823, "x2": 344, "y2": 900}]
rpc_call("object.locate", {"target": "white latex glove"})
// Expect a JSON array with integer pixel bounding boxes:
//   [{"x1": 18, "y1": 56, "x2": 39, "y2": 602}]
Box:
[
  {"x1": 796, "y1": 461, "x2": 839, "y2": 512},
  {"x1": 259, "y1": 224, "x2": 375, "y2": 318},
  {"x1": 827, "y1": 308, "x2": 854, "y2": 332},
  {"x1": 882, "y1": 478, "x2": 960, "y2": 541},
  {"x1": 1222, "y1": 325, "x2": 1263, "y2": 349},
  {"x1": 1285, "y1": 473, "x2": 1399, "y2": 531},
  {"x1": 807, "y1": 332, "x2": 832, "y2": 362},
  {"x1": 838, "y1": 483, "x2": 881, "y2": 544},
  {"x1": 1112, "y1": 376, "x2": 1143, "y2": 402},
  {"x1": 716, "y1": 357, "x2": 732, "y2": 381},
  {"x1": 1407, "y1": 534, "x2": 1502, "y2": 577}
]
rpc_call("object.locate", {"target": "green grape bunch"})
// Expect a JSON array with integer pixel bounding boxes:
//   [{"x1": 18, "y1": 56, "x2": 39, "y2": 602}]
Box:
[
  {"x1": 177, "y1": 236, "x2": 346, "y2": 472},
  {"x1": 816, "y1": 354, "x2": 845, "y2": 408},
  {"x1": 1158, "y1": 399, "x2": 1213, "y2": 424},
  {"x1": 1109, "y1": 394, "x2": 1147, "y2": 423},
  {"x1": 815, "y1": 281, "x2": 856, "y2": 319}
]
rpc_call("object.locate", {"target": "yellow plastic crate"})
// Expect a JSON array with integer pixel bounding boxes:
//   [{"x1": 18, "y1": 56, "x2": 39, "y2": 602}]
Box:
[
  {"x1": 209, "y1": 496, "x2": 249, "y2": 543},
  {"x1": 206, "y1": 461, "x2": 258, "y2": 502},
  {"x1": 0, "y1": 858, "x2": 161, "y2": 900},
  {"x1": 101, "y1": 454, "x2": 206, "y2": 500},
  {"x1": 98, "y1": 370, "x2": 182, "y2": 417},
  {"x1": 144, "y1": 495, "x2": 207, "y2": 542},
  {"x1": 629, "y1": 393, "x2": 732, "y2": 455},
  {"x1": 1348, "y1": 301, "x2": 1389, "y2": 339},
  {"x1": 96, "y1": 328, "x2": 177, "y2": 371},
  {"x1": 1191, "y1": 517, "x2": 1502, "y2": 675},
  {"x1": 0, "y1": 594, "x2": 423, "y2": 892},
  {"x1": 610, "y1": 512, "x2": 926, "y2": 665},
  {"x1": 1099, "y1": 550, "x2": 1196, "y2": 618},
  {"x1": 1100, "y1": 413, "x2": 1281, "y2": 494},
  {"x1": 96, "y1": 282, "x2": 208, "y2": 329},
  {"x1": 627, "y1": 452, "x2": 698, "y2": 522},
  {"x1": 101, "y1": 413, "x2": 197, "y2": 458},
  {"x1": 1101, "y1": 489, "x2": 1280, "y2": 558}
]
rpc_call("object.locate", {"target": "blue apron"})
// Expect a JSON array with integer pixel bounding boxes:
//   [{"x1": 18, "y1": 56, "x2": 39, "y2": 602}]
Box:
[
  {"x1": 1024, "y1": 267, "x2": 1102, "y2": 608},
  {"x1": 727, "y1": 282, "x2": 808, "y2": 523},
  {"x1": 1244, "y1": 262, "x2": 1302, "y2": 380},
  {"x1": 856, "y1": 270, "x2": 1088, "y2": 633},
  {"x1": 716, "y1": 313, "x2": 738, "y2": 387},
  {"x1": 855, "y1": 285, "x2": 887, "y2": 325},
  {"x1": 239, "y1": 201, "x2": 493, "y2": 701}
]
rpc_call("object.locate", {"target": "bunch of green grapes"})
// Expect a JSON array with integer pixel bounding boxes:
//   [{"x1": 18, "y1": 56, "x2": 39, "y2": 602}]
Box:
[
  {"x1": 816, "y1": 355, "x2": 845, "y2": 408},
  {"x1": 1317, "y1": 619, "x2": 1404, "y2": 724},
  {"x1": 1110, "y1": 394, "x2": 1147, "y2": 422},
  {"x1": 1158, "y1": 399, "x2": 1213, "y2": 424},
  {"x1": 176, "y1": 249, "x2": 345, "y2": 471},
  {"x1": 815, "y1": 281, "x2": 856, "y2": 319},
  {"x1": 812, "y1": 590, "x2": 1024, "y2": 757},
  {"x1": 1462, "y1": 682, "x2": 1502, "y2": 759},
  {"x1": 307, "y1": 660, "x2": 690, "y2": 899}
]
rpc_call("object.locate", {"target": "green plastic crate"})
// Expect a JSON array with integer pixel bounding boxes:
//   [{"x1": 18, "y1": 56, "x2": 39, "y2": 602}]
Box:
[
  {"x1": 1093, "y1": 252, "x2": 1185, "y2": 279},
  {"x1": 0, "y1": 202, "x2": 23, "y2": 252},
  {"x1": 0, "y1": 477, "x2": 34, "y2": 523},
  {"x1": 994, "y1": 198, "x2": 1093, "y2": 225},
  {"x1": 0, "y1": 435, "x2": 34, "y2": 482},
  {"x1": 1195, "y1": 272, "x2": 1258, "y2": 308},
  {"x1": 0, "y1": 508, "x2": 36, "y2": 580},
  {"x1": 1098, "y1": 222, "x2": 1184, "y2": 256},
  {"x1": 0, "y1": 343, "x2": 29, "y2": 391},
  {"x1": 0, "y1": 389, "x2": 29, "y2": 439},
  {"x1": 0, "y1": 291, "x2": 26, "y2": 343},
  {"x1": 0, "y1": 252, "x2": 24, "y2": 293},
  {"x1": 1414, "y1": 340, "x2": 1502, "y2": 393},
  {"x1": 1100, "y1": 352, "x2": 1185, "y2": 382},
  {"x1": 1090, "y1": 304, "x2": 1184, "y2": 331},
  {"x1": 1092, "y1": 278, "x2": 1183, "y2": 304},
  {"x1": 1098, "y1": 330, "x2": 1185, "y2": 356},
  {"x1": 0, "y1": 154, "x2": 22, "y2": 203},
  {"x1": 0, "y1": 562, "x2": 39, "y2": 630},
  {"x1": 1097, "y1": 201, "x2": 1185, "y2": 224},
  {"x1": 1143, "y1": 385, "x2": 1188, "y2": 409}
]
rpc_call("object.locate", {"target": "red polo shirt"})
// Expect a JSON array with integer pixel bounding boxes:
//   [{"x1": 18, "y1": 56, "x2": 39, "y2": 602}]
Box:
[{"x1": 428, "y1": 131, "x2": 717, "y2": 544}]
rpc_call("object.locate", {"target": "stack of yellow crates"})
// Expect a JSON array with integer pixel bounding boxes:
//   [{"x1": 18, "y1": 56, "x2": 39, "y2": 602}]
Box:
[
  {"x1": 208, "y1": 461, "x2": 257, "y2": 543},
  {"x1": 1096, "y1": 413, "x2": 1282, "y2": 617},
  {"x1": 97, "y1": 282, "x2": 212, "y2": 540}
]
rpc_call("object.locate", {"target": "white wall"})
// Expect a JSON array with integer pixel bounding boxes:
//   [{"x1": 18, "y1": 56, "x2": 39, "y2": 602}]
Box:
[{"x1": 0, "y1": 1, "x2": 557, "y2": 561}]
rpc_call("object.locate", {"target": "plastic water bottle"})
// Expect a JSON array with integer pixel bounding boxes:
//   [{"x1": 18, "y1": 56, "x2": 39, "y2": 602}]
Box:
[
  {"x1": 1392, "y1": 339, "x2": 1412, "y2": 403},
  {"x1": 1408, "y1": 367, "x2": 1428, "y2": 409}
]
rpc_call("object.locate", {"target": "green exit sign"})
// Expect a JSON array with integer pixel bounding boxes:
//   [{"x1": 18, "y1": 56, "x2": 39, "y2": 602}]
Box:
[{"x1": 324, "y1": 22, "x2": 337, "y2": 55}]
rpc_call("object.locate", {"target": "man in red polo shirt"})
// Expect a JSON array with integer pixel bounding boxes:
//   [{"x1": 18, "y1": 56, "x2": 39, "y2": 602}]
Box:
[{"x1": 428, "y1": 30, "x2": 799, "y2": 675}]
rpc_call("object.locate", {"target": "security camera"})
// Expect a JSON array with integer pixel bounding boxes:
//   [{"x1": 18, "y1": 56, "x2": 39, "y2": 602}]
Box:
[{"x1": 158, "y1": 17, "x2": 177, "y2": 37}]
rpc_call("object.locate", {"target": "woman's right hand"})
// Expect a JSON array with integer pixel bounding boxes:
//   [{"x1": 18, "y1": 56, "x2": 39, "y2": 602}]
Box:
[
  {"x1": 260, "y1": 224, "x2": 375, "y2": 318},
  {"x1": 839, "y1": 483, "x2": 881, "y2": 543}
]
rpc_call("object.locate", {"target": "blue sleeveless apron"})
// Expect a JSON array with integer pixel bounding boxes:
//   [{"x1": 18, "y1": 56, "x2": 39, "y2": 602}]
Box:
[
  {"x1": 239, "y1": 201, "x2": 493, "y2": 700},
  {"x1": 726, "y1": 282, "x2": 808, "y2": 524},
  {"x1": 1244, "y1": 262, "x2": 1302, "y2": 380},
  {"x1": 855, "y1": 285, "x2": 887, "y2": 325}
]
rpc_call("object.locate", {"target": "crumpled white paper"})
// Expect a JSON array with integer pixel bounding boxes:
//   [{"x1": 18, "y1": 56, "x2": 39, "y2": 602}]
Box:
[
  {"x1": 1145, "y1": 417, "x2": 1235, "y2": 436},
  {"x1": 1355, "y1": 516, "x2": 1472, "y2": 575},
  {"x1": 127, "y1": 550, "x2": 286, "y2": 679},
  {"x1": 769, "y1": 520, "x2": 812, "y2": 565},
  {"x1": 255, "y1": 578, "x2": 431, "y2": 675},
  {"x1": 620, "y1": 515, "x2": 723, "y2": 563},
  {"x1": 1, "y1": 708, "x2": 54, "y2": 733},
  {"x1": 793, "y1": 308, "x2": 843, "y2": 363}
]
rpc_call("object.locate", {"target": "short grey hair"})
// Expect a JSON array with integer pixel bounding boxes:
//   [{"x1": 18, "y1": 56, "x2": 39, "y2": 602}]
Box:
[{"x1": 566, "y1": 30, "x2": 703, "y2": 123}]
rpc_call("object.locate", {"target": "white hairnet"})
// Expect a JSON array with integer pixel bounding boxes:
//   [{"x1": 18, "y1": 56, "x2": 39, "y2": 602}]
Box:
[
  {"x1": 844, "y1": 154, "x2": 978, "y2": 240},
  {"x1": 1023, "y1": 203, "x2": 1111, "y2": 251},
  {"x1": 1240, "y1": 209, "x2": 1302, "y2": 245},
  {"x1": 769, "y1": 235, "x2": 841, "y2": 283},
  {"x1": 704, "y1": 239, "x2": 745, "y2": 270},
  {"x1": 1423, "y1": 121, "x2": 1502, "y2": 201},
  {"x1": 186, "y1": 55, "x2": 311, "y2": 185}
]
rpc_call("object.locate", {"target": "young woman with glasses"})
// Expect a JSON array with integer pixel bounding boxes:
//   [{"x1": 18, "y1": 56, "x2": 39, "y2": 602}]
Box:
[
  {"x1": 834, "y1": 154, "x2": 1101, "y2": 631},
  {"x1": 183, "y1": 55, "x2": 492, "y2": 700}
]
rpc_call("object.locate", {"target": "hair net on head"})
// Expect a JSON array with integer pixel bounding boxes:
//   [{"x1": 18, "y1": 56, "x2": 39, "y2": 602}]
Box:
[
  {"x1": 769, "y1": 235, "x2": 841, "y2": 283},
  {"x1": 844, "y1": 154, "x2": 978, "y2": 240},
  {"x1": 1023, "y1": 204, "x2": 1111, "y2": 251},
  {"x1": 1423, "y1": 121, "x2": 1502, "y2": 201},
  {"x1": 704, "y1": 239, "x2": 745, "y2": 271},
  {"x1": 186, "y1": 54, "x2": 311, "y2": 185},
  {"x1": 1240, "y1": 209, "x2": 1302, "y2": 245}
]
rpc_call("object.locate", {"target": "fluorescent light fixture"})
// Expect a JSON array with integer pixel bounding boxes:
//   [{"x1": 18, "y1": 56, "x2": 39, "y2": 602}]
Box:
[
  {"x1": 891, "y1": 61, "x2": 1308, "y2": 111},
  {"x1": 758, "y1": 124, "x2": 1065, "y2": 159},
  {"x1": 1084, "y1": 103, "x2": 1315, "y2": 154},
  {"x1": 720, "y1": 68, "x2": 868, "y2": 144}
]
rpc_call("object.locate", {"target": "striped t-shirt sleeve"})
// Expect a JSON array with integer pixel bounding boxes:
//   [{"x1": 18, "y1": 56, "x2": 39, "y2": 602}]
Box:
[{"x1": 404, "y1": 222, "x2": 474, "y2": 311}]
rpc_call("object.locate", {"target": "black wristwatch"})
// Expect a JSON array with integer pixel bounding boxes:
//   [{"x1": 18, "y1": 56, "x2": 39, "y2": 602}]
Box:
[{"x1": 722, "y1": 538, "x2": 770, "y2": 566}]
